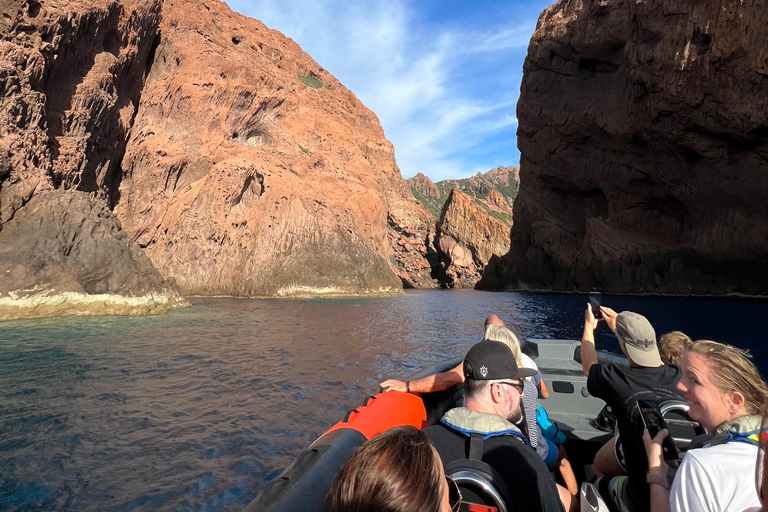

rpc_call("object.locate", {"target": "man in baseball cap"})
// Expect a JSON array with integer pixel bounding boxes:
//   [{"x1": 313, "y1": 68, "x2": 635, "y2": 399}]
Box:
[
  {"x1": 425, "y1": 340, "x2": 567, "y2": 512},
  {"x1": 581, "y1": 305, "x2": 684, "y2": 512}
]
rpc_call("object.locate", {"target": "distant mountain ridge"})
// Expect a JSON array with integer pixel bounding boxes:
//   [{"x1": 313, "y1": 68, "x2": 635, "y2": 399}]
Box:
[
  {"x1": 408, "y1": 166, "x2": 520, "y2": 223},
  {"x1": 406, "y1": 167, "x2": 519, "y2": 288}
]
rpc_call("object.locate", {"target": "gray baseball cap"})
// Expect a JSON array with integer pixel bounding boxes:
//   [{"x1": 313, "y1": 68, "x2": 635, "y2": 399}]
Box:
[{"x1": 615, "y1": 311, "x2": 662, "y2": 367}]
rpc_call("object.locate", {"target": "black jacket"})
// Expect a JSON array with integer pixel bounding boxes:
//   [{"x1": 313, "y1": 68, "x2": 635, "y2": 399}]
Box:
[{"x1": 425, "y1": 408, "x2": 564, "y2": 512}]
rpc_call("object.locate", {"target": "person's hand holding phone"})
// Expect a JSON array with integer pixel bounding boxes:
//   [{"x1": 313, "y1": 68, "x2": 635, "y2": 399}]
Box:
[
  {"x1": 600, "y1": 306, "x2": 619, "y2": 333},
  {"x1": 638, "y1": 400, "x2": 679, "y2": 462},
  {"x1": 642, "y1": 427, "x2": 670, "y2": 473},
  {"x1": 584, "y1": 303, "x2": 600, "y2": 331}
]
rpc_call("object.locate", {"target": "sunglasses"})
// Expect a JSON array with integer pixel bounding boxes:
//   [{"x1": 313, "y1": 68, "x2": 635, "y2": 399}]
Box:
[
  {"x1": 497, "y1": 380, "x2": 525, "y2": 394},
  {"x1": 446, "y1": 475, "x2": 462, "y2": 512}
]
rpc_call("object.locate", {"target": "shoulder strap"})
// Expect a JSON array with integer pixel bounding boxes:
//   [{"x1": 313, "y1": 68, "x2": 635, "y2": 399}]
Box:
[{"x1": 469, "y1": 432, "x2": 484, "y2": 461}]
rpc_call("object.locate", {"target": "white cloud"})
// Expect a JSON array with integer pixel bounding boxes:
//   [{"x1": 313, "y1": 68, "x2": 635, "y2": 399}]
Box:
[{"x1": 227, "y1": 0, "x2": 537, "y2": 181}]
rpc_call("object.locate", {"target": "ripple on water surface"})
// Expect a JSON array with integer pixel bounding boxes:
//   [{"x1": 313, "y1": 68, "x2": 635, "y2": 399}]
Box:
[{"x1": 0, "y1": 291, "x2": 766, "y2": 511}]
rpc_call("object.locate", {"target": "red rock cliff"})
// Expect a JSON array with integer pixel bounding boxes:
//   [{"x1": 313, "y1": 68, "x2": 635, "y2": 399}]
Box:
[
  {"x1": 0, "y1": 0, "x2": 186, "y2": 320},
  {"x1": 1, "y1": 0, "x2": 434, "y2": 306},
  {"x1": 481, "y1": 0, "x2": 768, "y2": 295},
  {"x1": 436, "y1": 188, "x2": 511, "y2": 288},
  {"x1": 113, "y1": 0, "x2": 431, "y2": 296}
]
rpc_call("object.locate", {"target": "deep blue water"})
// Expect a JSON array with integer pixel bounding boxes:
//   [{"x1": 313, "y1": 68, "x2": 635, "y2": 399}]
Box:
[{"x1": 0, "y1": 291, "x2": 765, "y2": 511}]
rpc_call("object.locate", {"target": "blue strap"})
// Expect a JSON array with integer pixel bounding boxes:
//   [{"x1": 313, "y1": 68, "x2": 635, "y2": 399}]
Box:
[
  {"x1": 440, "y1": 418, "x2": 531, "y2": 447},
  {"x1": 721, "y1": 429, "x2": 760, "y2": 446}
]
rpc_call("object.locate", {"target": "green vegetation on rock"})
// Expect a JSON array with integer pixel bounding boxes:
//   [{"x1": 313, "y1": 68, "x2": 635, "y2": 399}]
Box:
[
  {"x1": 474, "y1": 199, "x2": 513, "y2": 225},
  {"x1": 411, "y1": 188, "x2": 444, "y2": 218},
  {"x1": 494, "y1": 181, "x2": 519, "y2": 202},
  {"x1": 299, "y1": 75, "x2": 323, "y2": 88}
]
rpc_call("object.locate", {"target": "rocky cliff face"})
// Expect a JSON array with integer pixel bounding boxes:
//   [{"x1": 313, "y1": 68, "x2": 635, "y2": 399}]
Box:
[
  {"x1": 481, "y1": 0, "x2": 768, "y2": 295},
  {"x1": 112, "y1": 0, "x2": 432, "y2": 297},
  {"x1": 406, "y1": 168, "x2": 517, "y2": 288},
  {"x1": 435, "y1": 188, "x2": 511, "y2": 288},
  {"x1": 409, "y1": 166, "x2": 519, "y2": 219},
  {"x1": 0, "y1": 0, "x2": 435, "y2": 314},
  {"x1": 0, "y1": 0, "x2": 185, "y2": 319}
]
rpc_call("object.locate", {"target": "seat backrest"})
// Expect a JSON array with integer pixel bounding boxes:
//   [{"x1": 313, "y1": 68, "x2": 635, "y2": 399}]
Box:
[
  {"x1": 445, "y1": 459, "x2": 510, "y2": 512},
  {"x1": 579, "y1": 482, "x2": 611, "y2": 512},
  {"x1": 660, "y1": 400, "x2": 706, "y2": 451}
]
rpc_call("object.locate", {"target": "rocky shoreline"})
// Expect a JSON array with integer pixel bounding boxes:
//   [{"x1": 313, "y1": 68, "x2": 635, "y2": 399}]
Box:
[{"x1": 0, "y1": 291, "x2": 188, "y2": 322}]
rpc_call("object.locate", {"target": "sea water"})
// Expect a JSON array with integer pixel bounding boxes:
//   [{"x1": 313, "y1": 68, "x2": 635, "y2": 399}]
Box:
[{"x1": 1, "y1": 291, "x2": 766, "y2": 511}]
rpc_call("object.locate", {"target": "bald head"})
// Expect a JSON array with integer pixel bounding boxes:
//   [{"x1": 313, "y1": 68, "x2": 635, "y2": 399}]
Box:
[{"x1": 484, "y1": 315, "x2": 505, "y2": 329}]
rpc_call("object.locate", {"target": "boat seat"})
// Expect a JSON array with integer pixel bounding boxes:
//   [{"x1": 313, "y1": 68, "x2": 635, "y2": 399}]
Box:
[
  {"x1": 589, "y1": 404, "x2": 617, "y2": 433},
  {"x1": 445, "y1": 459, "x2": 510, "y2": 512},
  {"x1": 579, "y1": 482, "x2": 610, "y2": 512},
  {"x1": 660, "y1": 401, "x2": 706, "y2": 452}
]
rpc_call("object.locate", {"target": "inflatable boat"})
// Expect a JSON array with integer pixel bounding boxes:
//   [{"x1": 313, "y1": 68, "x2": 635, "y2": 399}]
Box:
[{"x1": 245, "y1": 339, "x2": 700, "y2": 512}]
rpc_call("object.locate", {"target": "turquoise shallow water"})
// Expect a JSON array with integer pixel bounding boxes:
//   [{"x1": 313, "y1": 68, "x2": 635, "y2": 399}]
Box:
[{"x1": 1, "y1": 291, "x2": 766, "y2": 511}]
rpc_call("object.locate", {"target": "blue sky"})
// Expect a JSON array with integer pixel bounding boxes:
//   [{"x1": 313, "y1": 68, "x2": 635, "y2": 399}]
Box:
[{"x1": 227, "y1": 0, "x2": 554, "y2": 181}]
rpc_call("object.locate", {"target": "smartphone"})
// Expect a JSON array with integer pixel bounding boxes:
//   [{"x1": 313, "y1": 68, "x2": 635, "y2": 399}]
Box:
[
  {"x1": 637, "y1": 399, "x2": 678, "y2": 461},
  {"x1": 588, "y1": 292, "x2": 602, "y2": 319}
]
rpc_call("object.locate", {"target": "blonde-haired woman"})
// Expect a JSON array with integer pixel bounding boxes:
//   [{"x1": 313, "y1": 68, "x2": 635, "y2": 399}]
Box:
[
  {"x1": 482, "y1": 325, "x2": 578, "y2": 505},
  {"x1": 644, "y1": 340, "x2": 768, "y2": 512}
]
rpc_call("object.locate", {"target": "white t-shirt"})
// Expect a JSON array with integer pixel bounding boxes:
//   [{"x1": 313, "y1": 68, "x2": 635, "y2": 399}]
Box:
[
  {"x1": 669, "y1": 441, "x2": 760, "y2": 512},
  {"x1": 520, "y1": 353, "x2": 542, "y2": 386}
]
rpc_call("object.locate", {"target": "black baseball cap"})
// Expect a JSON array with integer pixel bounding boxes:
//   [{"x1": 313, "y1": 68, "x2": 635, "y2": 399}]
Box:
[{"x1": 463, "y1": 340, "x2": 537, "y2": 381}]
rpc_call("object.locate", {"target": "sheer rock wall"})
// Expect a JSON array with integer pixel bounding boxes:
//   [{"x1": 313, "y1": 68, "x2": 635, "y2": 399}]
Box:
[
  {"x1": 481, "y1": 0, "x2": 768, "y2": 295},
  {"x1": 0, "y1": 0, "x2": 183, "y2": 319},
  {"x1": 435, "y1": 189, "x2": 511, "y2": 289},
  {"x1": 113, "y1": 0, "x2": 430, "y2": 297},
  {"x1": 1, "y1": 0, "x2": 435, "y2": 310}
]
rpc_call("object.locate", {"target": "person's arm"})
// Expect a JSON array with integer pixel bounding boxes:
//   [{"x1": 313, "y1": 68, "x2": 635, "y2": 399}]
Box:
[
  {"x1": 380, "y1": 363, "x2": 464, "y2": 393},
  {"x1": 643, "y1": 428, "x2": 670, "y2": 512},
  {"x1": 581, "y1": 303, "x2": 600, "y2": 376},
  {"x1": 537, "y1": 375, "x2": 550, "y2": 399}
]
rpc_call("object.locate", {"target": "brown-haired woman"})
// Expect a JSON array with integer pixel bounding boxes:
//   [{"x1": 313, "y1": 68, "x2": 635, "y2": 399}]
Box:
[
  {"x1": 644, "y1": 340, "x2": 768, "y2": 512},
  {"x1": 331, "y1": 425, "x2": 460, "y2": 512}
]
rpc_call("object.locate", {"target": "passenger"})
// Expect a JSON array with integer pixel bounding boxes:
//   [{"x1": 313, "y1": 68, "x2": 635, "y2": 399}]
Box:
[
  {"x1": 379, "y1": 315, "x2": 504, "y2": 395},
  {"x1": 485, "y1": 325, "x2": 541, "y2": 442},
  {"x1": 380, "y1": 318, "x2": 555, "y2": 458},
  {"x1": 643, "y1": 340, "x2": 768, "y2": 512},
  {"x1": 484, "y1": 324, "x2": 577, "y2": 496},
  {"x1": 593, "y1": 331, "x2": 693, "y2": 481},
  {"x1": 755, "y1": 404, "x2": 768, "y2": 509},
  {"x1": 331, "y1": 425, "x2": 460, "y2": 512},
  {"x1": 425, "y1": 340, "x2": 570, "y2": 512},
  {"x1": 658, "y1": 331, "x2": 693, "y2": 366},
  {"x1": 581, "y1": 306, "x2": 683, "y2": 512}
]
